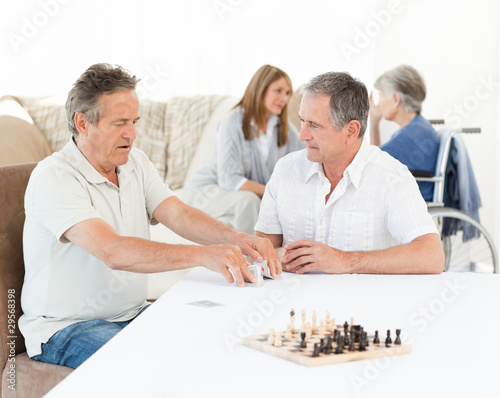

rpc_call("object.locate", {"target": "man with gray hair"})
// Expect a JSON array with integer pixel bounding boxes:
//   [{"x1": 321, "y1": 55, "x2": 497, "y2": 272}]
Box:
[
  {"x1": 255, "y1": 71, "x2": 444, "y2": 274},
  {"x1": 20, "y1": 63, "x2": 280, "y2": 369}
]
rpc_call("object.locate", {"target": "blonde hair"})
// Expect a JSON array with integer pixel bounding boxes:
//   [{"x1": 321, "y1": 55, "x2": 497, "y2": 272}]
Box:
[{"x1": 236, "y1": 65, "x2": 292, "y2": 147}]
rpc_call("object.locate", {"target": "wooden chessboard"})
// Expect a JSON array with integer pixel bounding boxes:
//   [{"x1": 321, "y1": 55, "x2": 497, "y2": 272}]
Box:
[{"x1": 241, "y1": 327, "x2": 412, "y2": 367}]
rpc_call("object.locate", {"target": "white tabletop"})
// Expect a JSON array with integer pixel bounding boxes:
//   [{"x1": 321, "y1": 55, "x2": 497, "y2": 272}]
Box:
[{"x1": 46, "y1": 268, "x2": 500, "y2": 398}]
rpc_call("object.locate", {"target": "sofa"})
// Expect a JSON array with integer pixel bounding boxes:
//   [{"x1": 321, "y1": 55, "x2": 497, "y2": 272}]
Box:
[{"x1": 0, "y1": 120, "x2": 74, "y2": 397}]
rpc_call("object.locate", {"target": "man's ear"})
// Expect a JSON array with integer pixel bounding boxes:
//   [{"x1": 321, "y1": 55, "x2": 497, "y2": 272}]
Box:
[
  {"x1": 346, "y1": 120, "x2": 361, "y2": 142},
  {"x1": 74, "y1": 112, "x2": 89, "y2": 136}
]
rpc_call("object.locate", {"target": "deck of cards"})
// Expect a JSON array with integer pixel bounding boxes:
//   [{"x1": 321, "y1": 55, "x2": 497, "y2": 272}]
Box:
[{"x1": 228, "y1": 260, "x2": 279, "y2": 287}]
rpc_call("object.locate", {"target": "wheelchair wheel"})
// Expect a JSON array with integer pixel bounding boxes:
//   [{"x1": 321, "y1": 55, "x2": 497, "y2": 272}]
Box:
[{"x1": 429, "y1": 207, "x2": 498, "y2": 273}]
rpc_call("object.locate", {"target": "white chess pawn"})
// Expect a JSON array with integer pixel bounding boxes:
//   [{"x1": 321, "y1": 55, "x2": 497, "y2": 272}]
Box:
[
  {"x1": 319, "y1": 320, "x2": 326, "y2": 336},
  {"x1": 306, "y1": 322, "x2": 312, "y2": 339},
  {"x1": 268, "y1": 328, "x2": 275, "y2": 345},
  {"x1": 285, "y1": 325, "x2": 293, "y2": 341},
  {"x1": 312, "y1": 310, "x2": 317, "y2": 330},
  {"x1": 290, "y1": 309, "x2": 296, "y2": 333},
  {"x1": 274, "y1": 332, "x2": 282, "y2": 347},
  {"x1": 325, "y1": 311, "x2": 331, "y2": 330},
  {"x1": 302, "y1": 309, "x2": 306, "y2": 323}
]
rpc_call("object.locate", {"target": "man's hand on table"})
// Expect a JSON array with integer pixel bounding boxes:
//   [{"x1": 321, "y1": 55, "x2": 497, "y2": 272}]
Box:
[{"x1": 282, "y1": 240, "x2": 351, "y2": 274}]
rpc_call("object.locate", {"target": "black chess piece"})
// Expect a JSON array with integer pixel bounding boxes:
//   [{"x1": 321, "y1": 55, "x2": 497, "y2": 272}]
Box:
[
  {"x1": 385, "y1": 330, "x2": 392, "y2": 347},
  {"x1": 362, "y1": 332, "x2": 369, "y2": 348},
  {"x1": 299, "y1": 332, "x2": 307, "y2": 349},
  {"x1": 344, "y1": 332, "x2": 350, "y2": 347},
  {"x1": 312, "y1": 343, "x2": 320, "y2": 357},
  {"x1": 335, "y1": 336, "x2": 344, "y2": 354},
  {"x1": 395, "y1": 329, "x2": 401, "y2": 345},
  {"x1": 348, "y1": 335, "x2": 356, "y2": 351},
  {"x1": 343, "y1": 321, "x2": 349, "y2": 335},
  {"x1": 324, "y1": 336, "x2": 333, "y2": 355},
  {"x1": 319, "y1": 338, "x2": 325, "y2": 353},
  {"x1": 373, "y1": 330, "x2": 380, "y2": 345},
  {"x1": 358, "y1": 327, "x2": 364, "y2": 343}
]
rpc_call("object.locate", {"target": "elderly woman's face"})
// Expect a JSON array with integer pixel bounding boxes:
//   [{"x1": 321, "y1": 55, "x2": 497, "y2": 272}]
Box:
[{"x1": 377, "y1": 90, "x2": 398, "y2": 121}]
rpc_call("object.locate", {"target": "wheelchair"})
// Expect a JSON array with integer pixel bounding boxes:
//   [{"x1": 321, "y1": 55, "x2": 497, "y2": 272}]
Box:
[{"x1": 412, "y1": 121, "x2": 498, "y2": 273}]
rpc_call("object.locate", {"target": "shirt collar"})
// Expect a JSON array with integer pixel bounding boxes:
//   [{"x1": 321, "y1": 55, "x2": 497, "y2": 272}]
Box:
[
  {"x1": 63, "y1": 137, "x2": 135, "y2": 184},
  {"x1": 343, "y1": 139, "x2": 369, "y2": 189},
  {"x1": 304, "y1": 139, "x2": 368, "y2": 189}
]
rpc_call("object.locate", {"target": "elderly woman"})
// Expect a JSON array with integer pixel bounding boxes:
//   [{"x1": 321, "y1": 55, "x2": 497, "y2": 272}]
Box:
[
  {"x1": 183, "y1": 65, "x2": 303, "y2": 234},
  {"x1": 370, "y1": 65, "x2": 439, "y2": 202}
]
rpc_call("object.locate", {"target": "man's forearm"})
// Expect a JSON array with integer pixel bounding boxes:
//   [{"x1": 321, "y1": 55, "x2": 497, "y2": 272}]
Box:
[
  {"x1": 346, "y1": 234, "x2": 444, "y2": 274},
  {"x1": 168, "y1": 202, "x2": 244, "y2": 246}
]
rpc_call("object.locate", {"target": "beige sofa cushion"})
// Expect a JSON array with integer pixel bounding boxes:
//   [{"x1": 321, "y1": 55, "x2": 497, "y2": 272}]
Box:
[{"x1": 0, "y1": 116, "x2": 53, "y2": 166}]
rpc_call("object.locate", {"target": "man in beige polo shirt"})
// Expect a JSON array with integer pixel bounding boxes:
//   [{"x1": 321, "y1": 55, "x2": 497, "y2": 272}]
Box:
[{"x1": 20, "y1": 63, "x2": 280, "y2": 369}]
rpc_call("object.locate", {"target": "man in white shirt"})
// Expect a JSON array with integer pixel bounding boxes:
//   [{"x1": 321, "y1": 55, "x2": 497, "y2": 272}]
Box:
[
  {"x1": 255, "y1": 71, "x2": 444, "y2": 274},
  {"x1": 20, "y1": 63, "x2": 280, "y2": 369}
]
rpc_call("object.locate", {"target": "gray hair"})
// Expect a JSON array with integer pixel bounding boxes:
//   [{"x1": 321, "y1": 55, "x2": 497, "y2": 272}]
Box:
[
  {"x1": 374, "y1": 65, "x2": 426, "y2": 113},
  {"x1": 300, "y1": 71, "x2": 369, "y2": 138},
  {"x1": 66, "y1": 63, "x2": 139, "y2": 137}
]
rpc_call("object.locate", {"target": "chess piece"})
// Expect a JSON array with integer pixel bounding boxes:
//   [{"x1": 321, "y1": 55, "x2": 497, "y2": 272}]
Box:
[
  {"x1": 358, "y1": 336, "x2": 366, "y2": 351},
  {"x1": 350, "y1": 316, "x2": 354, "y2": 328},
  {"x1": 395, "y1": 329, "x2": 401, "y2": 345},
  {"x1": 302, "y1": 309, "x2": 306, "y2": 323},
  {"x1": 306, "y1": 322, "x2": 312, "y2": 339},
  {"x1": 290, "y1": 308, "x2": 295, "y2": 333},
  {"x1": 373, "y1": 330, "x2": 380, "y2": 345},
  {"x1": 385, "y1": 330, "x2": 392, "y2": 347},
  {"x1": 363, "y1": 332, "x2": 369, "y2": 348},
  {"x1": 324, "y1": 336, "x2": 333, "y2": 354},
  {"x1": 268, "y1": 328, "x2": 275, "y2": 345},
  {"x1": 344, "y1": 332, "x2": 350, "y2": 347},
  {"x1": 299, "y1": 332, "x2": 307, "y2": 348},
  {"x1": 312, "y1": 343, "x2": 320, "y2": 357},
  {"x1": 286, "y1": 324, "x2": 293, "y2": 341},
  {"x1": 335, "y1": 336, "x2": 344, "y2": 354},
  {"x1": 348, "y1": 334, "x2": 356, "y2": 351},
  {"x1": 274, "y1": 332, "x2": 282, "y2": 347},
  {"x1": 312, "y1": 310, "x2": 318, "y2": 332}
]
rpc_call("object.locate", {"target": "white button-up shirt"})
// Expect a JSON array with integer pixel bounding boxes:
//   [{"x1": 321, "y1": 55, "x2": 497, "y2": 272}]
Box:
[{"x1": 255, "y1": 140, "x2": 438, "y2": 251}]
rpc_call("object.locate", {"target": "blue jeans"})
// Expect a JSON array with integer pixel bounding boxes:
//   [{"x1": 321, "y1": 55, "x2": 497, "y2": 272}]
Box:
[{"x1": 32, "y1": 305, "x2": 149, "y2": 369}]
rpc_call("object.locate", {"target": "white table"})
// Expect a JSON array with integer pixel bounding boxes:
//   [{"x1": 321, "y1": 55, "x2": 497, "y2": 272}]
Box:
[{"x1": 45, "y1": 269, "x2": 500, "y2": 398}]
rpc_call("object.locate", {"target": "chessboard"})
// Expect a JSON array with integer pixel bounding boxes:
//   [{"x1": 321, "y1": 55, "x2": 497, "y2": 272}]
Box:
[{"x1": 241, "y1": 310, "x2": 411, "y2": 367}]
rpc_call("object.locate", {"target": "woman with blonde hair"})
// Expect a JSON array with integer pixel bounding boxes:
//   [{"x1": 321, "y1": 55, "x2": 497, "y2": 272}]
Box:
[
  {"x1": 370, "y1": 65, "x2": 439, "y2": 201},
  {"x1": 183, "y1": 65, "x2": 303, "y2": 234}
]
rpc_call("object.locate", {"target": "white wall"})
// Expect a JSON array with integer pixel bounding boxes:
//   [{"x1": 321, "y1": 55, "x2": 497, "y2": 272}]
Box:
[
  {"x1": 373, "y1": 0, "x2": 499, "y2": 246},
  {"x1": 1, "y1": 0, "x2": 499, "y2": 245}
]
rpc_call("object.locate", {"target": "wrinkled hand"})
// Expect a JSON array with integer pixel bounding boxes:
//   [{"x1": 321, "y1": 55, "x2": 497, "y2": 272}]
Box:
[
  {"x1": 237, "y1": 233, "x2": 282, "y2": 278},
  {"x1": 369, "y1": 91, "x2": 383, "y2": 124},
  {"x1": 282, "y1": 240, "x2": 349, "y2": 274},
  {"x1": 202, "y1": 244, "x2": 257, "y2": 287}
]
